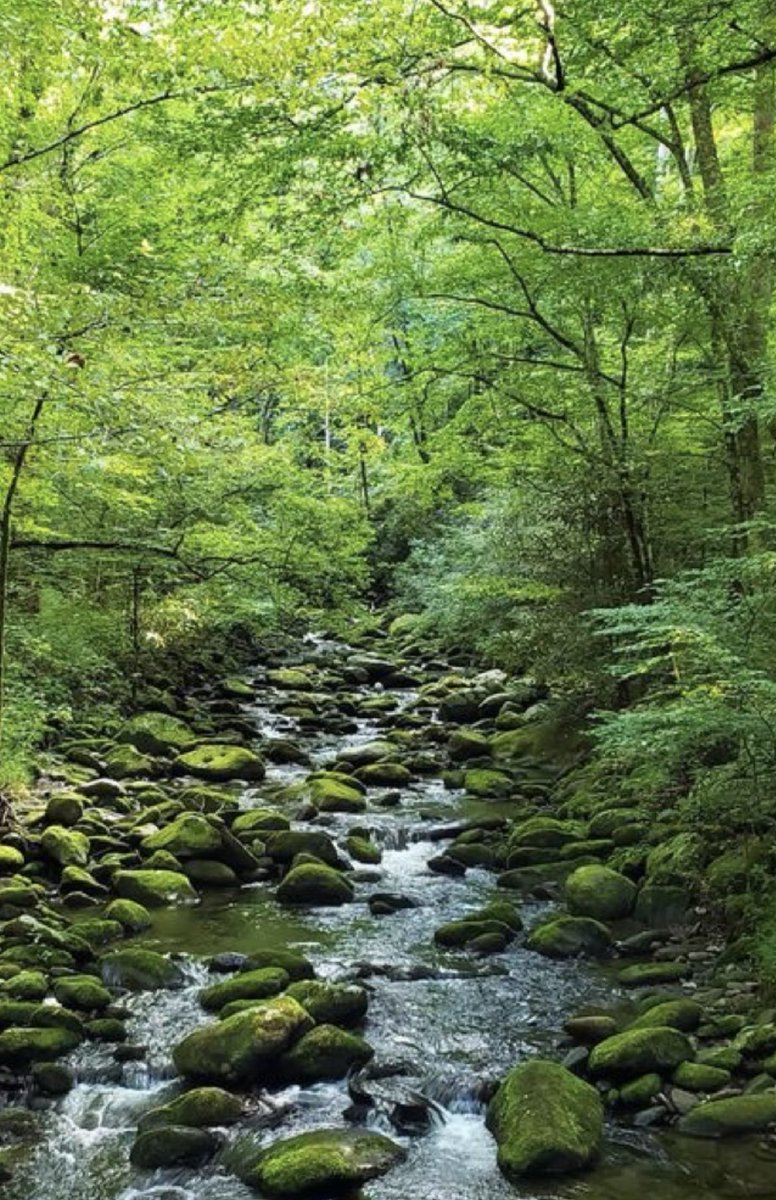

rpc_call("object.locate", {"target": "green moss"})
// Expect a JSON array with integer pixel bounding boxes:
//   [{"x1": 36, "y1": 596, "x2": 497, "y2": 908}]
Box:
[
  {"x1": 119, "y1": 712, "x2": 197, "y2": 756},
  {"x1": 105, "y1": 744, "x2": 154, "y2": 779},
  {"x1": 526, "y1": 916, "x2": 612, "y2": 959},
  {"x1": 678, "y1": 1094, "x2": 776, "y2": 1137},
  {"x1": 113, "y1": 868, "x2": 197, "y2": 908},
  {"x1": 279, "y1": 1024, "x2": 373, "y2": 1082},
  {"x1": 276, "y1": 863, "x2": 353, "y2": 907},
  {"x1": 356, "y1": 762, "x2": 412, "y2": 787},
  {"x1": 645, "y1": 833, "x2": 703, "y2": 885},
  {"x1": 230, "y1": 1128, "x2": 406, "y2": 1196},
  {"x1": 40, "y1": 826, "x2": 90, "y2": 867},
  {"x1": 345, "y1": 835, "x2": 381, "y2": 864},
  {"x1": 629, "y1": 999, "x2": 702, "y2": 1033},
  {"x1": 100, "y1": 948, "x2": 183, "y2": 990},
  {"x1": 130, "y1": 1125, "x2": 218, "y2": 1169},
  {"x1": 2, "y1": 970, "x2": 48, "y2": 1001},
  {"x1": 619, "y1": 1073, "x2": 661, "y2": 1107},
  {"x1": 141, "y1": 813, "x2": 223, "y2": 859},
  {"x1": 138, "y1": 1086, "x2": 244, "y2": 1131},
  {"x1": 199, "y1": 967, "x2": 290, "y2": 1012},
  {"x1": 174, "y1": 744, "x2": 265, "y2": 783},
  {"x1": 44, "y1": 792, "x2": 83, "y2": 827},
  {"x1": 232, "y1": 809, "x2": 290, "y2": 836},
  {"x1": 243, "y1": 949, "x2": 314, "y2": 980},
  {"x1": 565, "y1": 865, "x2": 636, "y2": 921},
  {"x1": 618, "y1": 962, "x2": 687, "y2": 987},
  {"x1": 305, "y1": 773, "x2": 366, "y2": 813},
  {"x1": 0, "y1": 846, "x2": 24, "y2": 873},
  {"x1": 486, "y1": 1059, "x2": 603, "y2": 1180},
  {"x1": 104, "y1": 898, "x2": 152, "y2": 933},
  {"x1": 285, "y1": 980, "x2": 368, "y2": 1027},
  {"x1": 53, "y1": 974, "x2": 111, "y2": 1011},
  {"x1": 508, "y1": 816, "x2": 584, "y2": 850},
  {"x1": 265, "y1": 830, "x2": 339, "y2": 867},
  {"x1": 588, "y1": 1026, "x2": 692, "y2": 1080},
  {"x1": 462, "y1": 768, "x2": 512, "y2": 798},
  {"x1": 0, "y1": 1025, "x2": 81, "y2": 1066},
  {"x1": 172, "y1": 996, "x2": 312, "y2": 1083},
  {"x1": 673, "y1": 1061, "x2": 730, "y2": 1092}
]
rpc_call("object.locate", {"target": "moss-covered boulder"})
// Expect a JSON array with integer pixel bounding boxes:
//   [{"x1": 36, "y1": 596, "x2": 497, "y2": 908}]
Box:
[
  {"x1": 285, "y1": 980, "x2": 368, "y2": 1028},
  {"x1": 141, "y1": 813, "x2": 223, "y2": 859},
  {"x1": 564, "y1": 1014, "x2": 619, "y2": 1045},
  {"x1": 0, "y1": 1025, "x2": 81, "y2": 1066},
  {"x1": 105, "y1": 744, "x2": 154, "y2": 779},
  {"x1": 119, "y1": 712, "x2": 197, "y2": 757},
  {"x1": 130, "y1": 1125, "x2": 218, "y2": 1169},
  {"x1": 172, "y1": 996, "x2": 312, "y2": 1083},
  {"x1": 678, "y1": 1094, "x2": 776, "y2": 1137},
  {"x1": 104, "y1": 898, "x2": 152, "y2": 933},
  {"x1": 620, "y1": 1073, "x2": 661, "y2": 1107},
  {"x1": 31, "y1": 1061, "x2": 74, "y2": 1095},
  {"x1": 41, "y1": 826, "x2": 90, "y2": 867},
  {"x1": 174, "y1": 744, "x2": 265, "y2": 783},
  {"x1": 229, "y1": 1128, "x2": 406, "y2": 1197},
  {"x1": 486, "y1": 1060, "x2": 603, "y2": 1180},
  {"x1": 2, "y1": 971, "x2": 48, "y2": 1001},
  {"x1": 279, "y1": 1024, "x2": 373, "y2": 1082},
  {"x1": 345, "y1": 835, "x2": 381, "y2": 864},
  {"x1": 618, "y1": 962, "x2": 686, "y2": 987},
  {"x1": 232, "y1": 810, "x2": 290, "y2": 836},
  {"x1": 673, "y1": 1061, "x2": 730, "y2": 1092},
  {"x1": 199, "y1": 967, "x2": 289, "y2": 1012},
  {"x1": 276, "y1": 863, "x2": 353, "y2": 907},
  {"x1": 306, "y1": 773, "x2": 366, "y2": 813},
  {"x1": 588, "y1": 1026, "x2": 692, "y2": 1080},
  {"x1": 356, "y1": 762, "x2": 412, "y2": 788},
  {"x1": 463, "y1": 768, "x2": 513, "y2": 798},
  {"x1": 629, "y1": 999, "x2": 702, "y2": 1033},
  {"x1": 138, "y1": 1086, "x2": 244, "y2": 1131},
  {"x1": 526, "y1": 916, "x2": 612, "y2": 959},
  {"x1": 645, "y1": 833, "x2": 703, "y2": 885},
  {"x1": 184, "y1": 859, "x2": 239, "y2": 887},
  {"x1": 101, "y1": 948, "x2": 183, "y2": 990},
  {"x1": 509, "y1": 817, "x2": 583, "y2": 849},
  {"x1": 267, "y1": 668, "x2": 315, "y2": 690},
  {"x1": 448, "y1": 730, "x2": 492, "y2": 761},
  {"x1": 565, "y1": 865, "x2": 636, "y2": 921},
  {"x1": 243, "y1": 949, "x2": 314, "y2": 981},
  {"x1": 53, "y1": 975, "x2": 111, "y2": 1012},
  {"x1": 265, "y1": 830, "x2": 339, "y2": 868},
  {"x1": 113, "y1": 869, "x2": 197, "y2": 908}
]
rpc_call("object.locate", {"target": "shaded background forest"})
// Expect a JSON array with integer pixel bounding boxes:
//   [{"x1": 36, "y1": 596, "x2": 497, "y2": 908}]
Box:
[{"x1": 2, "y1": 0, "x2": 776, "y2": 943}]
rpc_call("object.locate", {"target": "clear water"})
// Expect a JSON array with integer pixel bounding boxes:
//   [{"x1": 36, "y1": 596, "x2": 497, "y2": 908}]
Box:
[{"x1": 7, "y1": 642, "x2": 773, "y2": 1200}]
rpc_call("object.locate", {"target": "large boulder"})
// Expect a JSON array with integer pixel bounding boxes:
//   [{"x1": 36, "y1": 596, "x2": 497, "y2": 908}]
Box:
[
  {"x1": 486, "y1": 1060, "x2": 603, "y2": 1180},
  {"x1": 265, "y1": 830, "x2": 339, "y2": 868},
  {"x1": 0, "y1": 1026, "x2": 81, "y2": 1066},
  {"x1": 113, "y1": 869, "x2": 197, "y2": 908},
  {"x1": 286, "y1": 980, "x2": 368, "y2": 1028},
  {"x1": 138, "y1": 1086, "x2": 244, "y2": 1131},
  {"x1": 53, "y1": 975, "x2": 111, "y2": 1011},
  {"x1": 229, "y1": 1128, "x2": 406, "y2": 1196},
  {"x1": 565, "y1": 865, "x2": 636, "y2": 921},
  {"x1": 526, "y1": 916, "x2": 612, "y2": 959},
  {"x1": 276, "y1": 864, "x2": 353, "y2": 907},
  {"x1": 119, "y1": 712, "x2": 197, "y2": 757},
  {"x1": 130, "y1": 1125, "x2": 218, "y2": 1169},
  {"x1": 141, "y1": 813, "x2": 223, "y2": 860},
  {"x1": 678, "y1": 1094, "x2": 776, "y2": 1138},
  {"x1": 174, "y1": 745, "x2": 265, "y2": 783},
  {"x1": 588, "y1": 1026, "x2": 692, "y2": 1080},
  {"x1": 305, "y1": 774, "x2": 366, "y2": 814},
  {"x1": 172, "y1": 996, "x2": 312, "y2": 1083}
]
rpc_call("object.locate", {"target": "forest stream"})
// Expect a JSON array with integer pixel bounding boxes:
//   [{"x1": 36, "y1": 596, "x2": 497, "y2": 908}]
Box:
[{"x1": 2, "y1": 633, "x2": 775, "y2": 1200}]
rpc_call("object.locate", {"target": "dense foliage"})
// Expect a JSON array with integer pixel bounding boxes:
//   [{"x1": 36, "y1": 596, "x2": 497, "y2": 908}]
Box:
[{"x1": 2, "y1": 0, "x2": 776, "y2": 936}]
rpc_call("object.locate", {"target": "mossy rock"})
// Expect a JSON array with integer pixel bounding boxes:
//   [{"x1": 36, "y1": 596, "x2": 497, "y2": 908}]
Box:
[
  {"x1": 559, "y1": 839, "x2": 615, "y2": 860},
  {"x1": 141, "y1": 813, "x2": 223, "y2": 859},
  {"x1": 634, "y1": 885, "x2": 690, "y2": 927},
  {"x1": 104, "y1": 898, "x2": 152, "y2": 933},
  {"x1": 61, "y1": 865, "x2": 106, "y2": 897},
  {"x1": 286, "y1": 980, "x2": 368, "y2": 1028},
  {"x1": 645, "y1": 833, "x2": 703, "y2": 886},
  {"x1": 0, "y1": 846, "x2": 24, "y2": 873},
  {"x1": 40, "y1": 826, "x2": 90, "y2": 867},
  {"x1": 2, "y1": 971, "x2": 48, "y2": 1001},
  {"x1": 105, "y1": 744, "x2": 154, "y2": 779},
  {"x1": 678, "y1": 1093, "x2": 776, "y2": 1138},
  {"x1": 434, "y1": 919, "x2": 514, "y2": 952},
  {"x1": 174, "y1": 744, "x2": 265, "y2": 783},
  {"x1": 138, "y1": 1086, "x2": 244, "y2": 1131},
  {"x1": 564, "y1": 1014, "x2": 618, "y2": 1045},
  {"x1": 87, "y1": 1017, "x2": 127, "y2": 1042},
  {"x1": 618, "y1": 962, "x2": 686, "y2": 987},
  {"x1": 355, "y1": 762, "x2": 412, "y2": 788},
  {"x1": 184, "y1": 859, "x2": 239, "y2": 887},
  {"x1": 279, "y1": 1024, "x2": 373, "y2": 1082},
  {"x1": 486, "y1": 1059, "x2": 603, "y2": 1180},
  {"x1": 70, "y1": 918, "x2": 123, "y2": 949},
  {"x1": 698, "y1": 1046, "x2": 742, "y2": 1072},
  {"x1": 588, "y1": 1026, "x2": 692, "y2": 1080},
  {"x1": 345, "y1": 836, "x2": 381, "y2": 864},
  {"x1": 172, "y1": 996, "x2": 312, "y2": 1083},
  {"x1": 265, "y1": 830, "x2": 339, "y2": 867},
  {"x1": 565, "y1": 865, "x2": 636, "y2": 921},
  {"x1": 101, "y1": 948, "x2": 184, "y2": 990},
  {"x1": 509, "y1": 817, "x2": 584, "y2": 850},
  {"x1": 113, "y1": 869, "x2": 197, "y2": 908},
  {"x1": 629, "y1": 999, "x2": 702, "y2": 1033},
  {"x1": 229, "y1": 1128, "x2": 406, "y2": 1196},
  {"x1": 243, "y1": 949, "x2": 314, "y2": 981},
  {"x1": 526, "y1": 916, "x2": 612, "y2": 959},
  {"x1": 306, "y1": 774, "x2": 366, "y2": 813},
  {"x1": 130, "y1": 1125, "x2": 218, "y2": 1169},
  {"x1": 0, "y1": 1026, "x2": 81, "y2": 1066},
  {"x1": 31, "y1": 1061, "x2": 74, "y2": 1095},
  {"x1": 619, "y1": 1072, "x2": 661, "y2": 1107},
  {"x1": 588, "y1": 809, "x2": 642, "y2": 838},
  {"x1": 448, "y1": 730, "x2": 492, "y2": 761},
  {"x1": 199, "y1": 967, "x2": 290, "y2": 1012},
  {"x1": 44, "y1": 792, "x2": 84, "y2": 827},
  {"x1": 53, "y1": 974, "x2": 111, "y2": 1011},
  {"x1": 276, "y1": 863, "x2": 354, "y2": 907},
  {"x1": 673, "y1": 1061, "x2": 730, "y2": 1092},
  {"x1": 119, "y1": 712, "x2": 197, "y2": 757},
  {"x1": 232, "y1": 810, "x2": 290, "y2": 836},
  {"x1": 267, "y1": 668, "x2": 315, "y2": 690}
]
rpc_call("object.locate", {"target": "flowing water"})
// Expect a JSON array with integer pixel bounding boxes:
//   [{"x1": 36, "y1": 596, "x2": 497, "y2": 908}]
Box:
[{"x1": 6, "y1": 639, "x2": 776, "y2": 1200}]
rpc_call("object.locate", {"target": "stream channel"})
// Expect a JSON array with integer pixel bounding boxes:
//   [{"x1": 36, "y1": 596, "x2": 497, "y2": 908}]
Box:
[{"x1": 6, "y1": 635, "x2": 776, "y2": 1200}]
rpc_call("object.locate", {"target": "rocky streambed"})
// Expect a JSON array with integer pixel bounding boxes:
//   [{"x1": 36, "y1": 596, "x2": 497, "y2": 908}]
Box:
[{"x1": 0, "y1": 630, "x2": 775, "y2": 1199}]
